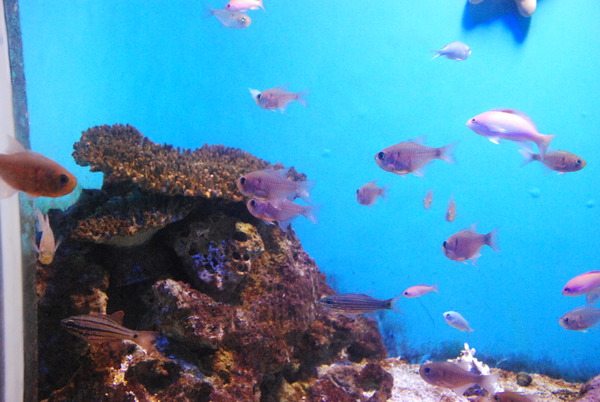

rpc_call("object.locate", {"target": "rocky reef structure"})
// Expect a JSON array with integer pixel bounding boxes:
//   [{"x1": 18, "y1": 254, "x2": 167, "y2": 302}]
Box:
[{"x1": 37, "y1": 124, "x2": 391, "y2": 401}]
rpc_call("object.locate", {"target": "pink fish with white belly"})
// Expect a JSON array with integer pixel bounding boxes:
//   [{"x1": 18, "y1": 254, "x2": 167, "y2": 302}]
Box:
[
  {"x1": 519, "y1": 149, "x2": 586, "y2": 174},
  {"x1": 562, "y1": 270, "x2": 600, "y2": 297},
  {"x1": 431, "y1": 41, "x2": 471, "y2": 61},
  {"x1": 442, "y1": 224, "x2": 498, "y2": 265},
  {"x1": 466, "y1": 109, "x2": 555, "y2": 158},
  {"x1": 225, "y1": 0, "x2": 264, "y2": 12},
  {"x1": 356, "y1": 180, "x2": 387, "y2": 206},
  {"x1": 236, "y1": 168, "x2": 314, "y2": 203},
  {"x1": 558, "y1": 306, "x2": 600, "y2": 332},
  {"x1": 246, "y1": 198, "x2": 317, "y2": 232},
  {"x1": 403, "y1": 284, "x2": 438, "y2": 298},
  {"x1": 249, "y1": 87, "x2": 308, "y2": 113},
  {"x1": 374, "y1": 137, "x2": 456, "y2": 177}
]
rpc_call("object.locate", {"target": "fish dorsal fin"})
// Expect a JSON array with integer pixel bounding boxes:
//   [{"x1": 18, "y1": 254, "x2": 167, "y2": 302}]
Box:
[
  {"x1": 0, "y1": 135, "x2": 26, "y2": 155},
  {"x1": 468, "y1": 223, "x2": 477, "y2": 232},
  {"x1": 410, "y1": 136, "x2": 427, "y2": 145},
  {"x1": 109, "y1": 310, "x2": 125, "y2": 325},
  {"x1": 492, "y1": 108, "x2": 537, "y2": 130}
]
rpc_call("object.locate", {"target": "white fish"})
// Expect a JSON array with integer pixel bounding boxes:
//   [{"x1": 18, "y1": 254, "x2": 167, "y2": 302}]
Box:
[
  {"x1": 34, "y1": 209, "x2": 60, "y2": 265},
  {"x1": 444, "y1": 311, "x2": 473, "y2": 332},
  {"x1": 208, "y1": 8, "x2": 251, "y2": 29},
  {"x1": 431, "y1": 41, "x2": 471, "y2": 61}
]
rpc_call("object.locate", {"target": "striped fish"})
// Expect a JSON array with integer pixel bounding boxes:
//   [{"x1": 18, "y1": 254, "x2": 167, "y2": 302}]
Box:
[
  {"x1": 317, "y1": 293, "x2": 401, "y2": 316},
  {"x1": 61, "y1": 311, "x2": 159, "y2": 355}
]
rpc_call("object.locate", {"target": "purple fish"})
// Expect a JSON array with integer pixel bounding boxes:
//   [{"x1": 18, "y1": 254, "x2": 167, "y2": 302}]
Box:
[
  {"x1": 375, "y1": 137, "x2": 456, "y2": 177},
  {"x1": 442, "y1": 224, "x2": 498, "y2": 265},
  {"x1": 356, "y1": 180, "x2": 387, "y2": 206},
  {"x1": 562, "y1": 270, "x2": 600, "y2": 297},
  {"x1": 236, "y1": 168, "x2": 314, "y2": 203},
  {"x1": 431, "y1": 41, "x2": 471, "y2": 61},
  {"x1": 558, "y1": 306, "x2": 600, "y2": 332},
  {"x1": 246, "y1": 198, "x2": 317, "y2": 232},
  {"x1": 249, "y1": 87, "x2": 308, "y2": 113}
]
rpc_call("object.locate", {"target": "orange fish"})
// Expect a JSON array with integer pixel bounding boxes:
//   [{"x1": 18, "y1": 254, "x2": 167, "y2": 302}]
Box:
[
  {"x1": 423, "y1": 190, "x2": 433, "y2": 210},
  {"x1": 445, "y1": 195, "x2": 456, "y2": 222},
  {"x1": 0, "y1": 136, "x2": 77, "y2": 198}
]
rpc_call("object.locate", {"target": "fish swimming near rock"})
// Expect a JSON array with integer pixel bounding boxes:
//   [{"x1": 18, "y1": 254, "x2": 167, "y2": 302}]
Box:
[
  {"x1": 317, "y1": 293, "x2": 402, "y2": 316},
  {"x1": 519, "y1": 149, "x2": 586, "y2": 174},
  {"x1": 249, "y1": 87, "x2": 308, "y2": 113},
  {"x1": 225, "y1": 0, "x2": 264, "y2": 12},
  {"x1": 558, "y1": 306, "x2": 600, "y2": 332},
  {"x1": 445, "y1": 194, "x2": 456, "y2": 222},
  {"x1": 0, "y1": 135, "x2": 77, "y2": 198},
  {"x1": 246, "y1": 198, "x2": 317, "y2": 232},
  {"x1": 403, "y1": 284, "x2": 438, "y2": 298},
  {"x1": 442, "y1": 224, "x2": 498, "y2": 265},
  {"x1": 374, "y1": 137, "x2": 456, "y2": 177},
  {"x1": 419, "y1": 361, "x2": 498, "y2": 396},
  {"x1": 492, "y1": 391, "x2": 538, "y2": 401},
  {"x1": 34, "y1": 209, "x2": 60, "y2": 265},
  {"x1": 466, "y1": 109, "x2": 555, "y2": 158},
  {"x1": 356, "y1": 180, "x2": 387, "y2": 206},
  {"x1": 61, "y1": 311, "x2": 160, "y2": 355},
  {"x1": 423, "y1": 190, "x2": 433, "y2": 210},
  {"x1": 562, "y1": 270, "x2": 600, "y2": 297},
  {"x1": 443, "y1": 311, "x2": 474, "y2": 332},
  {"x1": 236, "y1": 168, "x2": 314, "y2": 203},
  {"x1": 208, "y1": 8, "x2": 251, "y2": 29},
  {"x1": 431, "y1": 41, "x2": 471, "y2": 61}
]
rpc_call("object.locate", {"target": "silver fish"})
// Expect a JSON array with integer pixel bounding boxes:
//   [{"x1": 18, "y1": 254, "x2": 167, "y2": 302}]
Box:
[
  {"x1": 419, "y1": 361, "x2": 499, "y2": 396},
  {"x1": 317, "y1": 293, "x2": 400, "y2": 315},
  {"x1": 443, "y1": 311, "x2": 474, "y2": 332},
  {"x1": 236, "y1": 168, "x2": 313, "y2": 203},
  {"x1": 246, "y1": 198, "x2": 317, "y2": 232},
  {"x1": 208, "y1": 8, "x2": 251, "y2": 29},
  {"x1": 558, "y1": 306, "x2": 600, "y2": 332},
  {"x1": 431, "y1": 41, "x2": 471, "y2": 61},
  {"x1": 375, "y1": 137, "x2": 456, "y2": 177},
  {"x1": 249, "y1": 87, "x2": 308, "y2": 112}
]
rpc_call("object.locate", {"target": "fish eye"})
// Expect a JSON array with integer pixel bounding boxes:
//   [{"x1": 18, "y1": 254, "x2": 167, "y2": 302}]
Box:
[
  {"x1": 564, "y1": 287, "x2": 570, "y2": 293},
  {"x1": 442, "y1": 241, "x2": 447, "y2": 248},
  {"x1": 241, "y1": 17, "x2": 247, "y2": 22},
  {"x1": 324, "y1": 299, "x2": 333, "y2": 305},
  {"x1": 240, "y1": 177, "x2": 247, "y2": 185},
  {"x1": 471, "y1": 118, "x2": 476, "y2": 123},
  {"x1": 576, "y1": 159, "x2": 582, "y2": 166},
  {"x1": 256, "y1": 93, "x2": 262, "y2": 100},
  {"x1": 424, "y1": 367, "x2": 431, "y2": 374},
  {"x1": 377, "y1": 152, "x2": 385, "y2": 160},
  {"x1": 356, "y1": 189, "x2": 359, "y2": 194},
  {"x1": 493, "y1": 396, "x2": 501, "y2": 401},
  {"x1": 59, "y1": 174, "x2": 69, "y2": 185},
  {"x1": 563, "y1": 317, "x2": 569, "y2": 323},
  {"x1": 250, "y1": 200, "x2": 256, "y2": 207}
]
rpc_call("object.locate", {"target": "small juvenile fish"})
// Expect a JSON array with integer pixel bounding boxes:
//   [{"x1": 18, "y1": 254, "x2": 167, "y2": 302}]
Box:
[
  {"x1": 374, "y1": 137, "x2": 456, "y2": 177},
  {"x1": 0, "y1": 135, "x2": 77, "y2": 198},
  {"x1": 419, "y1": 361, "x2": 498, "y2": 396},
  {"x1": 442, "y1": 224, "x2": 498, "y2": 265},
  {"x1": 403, "y1": 284, "x2": 438, "y2": 298},
  {"x1": 445, "y1": 195, "x2": 456, "y2": 222},
  {"x1": 249, "y1": 87, "x2": 307, "y2": 113},
  {"x1": 586, "y1": 288, "x2": 600, "y2": 306},
  {"x1": 225, "y1": 0, "x2": 264, "y2": 12},
  {"x1": 562, "y1": 270, "x2": 600, "y2": 297},
  {"x1": 209, "y1": 8, "x2": 251, "y2": 29},
  {"x1": 493, "y1": 391, "x2": 537, "y2": 402},
  {"x1": 246, "y1": 198, "x2": 317, "y2": 232},
  {"x1": 443, "y1": 311, "x2": 473, "y2": 332},
  {"x1": 236, "y1": 168, "x2": 314, "y2": 203},
  {"x1": 431, "y1": 41, "x2": 471, "y2": 61},
  {"x1": 466, "y1": 109, "x2": 555, "y2": 158},
  {"x1": 423, "y1": 190, "x2": 433, "y2": 210},
  {"x1": 317, "y1": 293, "x2": 401, "y2": 315},
  {"x1": 34, "y1": 209, "x2": 60, "y2": 265},
  {"x1": 61, "y1": 312, "x2": 159, "y2": 355},
  {"x1": 519, "y1": 149, "x2": 586, "y2": 174},
  {"x1": 558, "y1": 306, "x2": 600, "y2": 332},
  {"x1": 356, "y1": 180, "x2": 387, "y2": 206}
]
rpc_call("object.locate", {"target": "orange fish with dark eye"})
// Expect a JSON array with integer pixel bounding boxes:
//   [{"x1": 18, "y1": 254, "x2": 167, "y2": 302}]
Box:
[{"x1": 0, "y1": 136, "x2": 77, "y2": 198}]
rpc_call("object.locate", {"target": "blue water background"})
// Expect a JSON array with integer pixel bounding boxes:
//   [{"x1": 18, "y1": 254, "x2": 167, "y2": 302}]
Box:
[{"x1": 19, "y1": 1, "x2": 600, "y2": 380}]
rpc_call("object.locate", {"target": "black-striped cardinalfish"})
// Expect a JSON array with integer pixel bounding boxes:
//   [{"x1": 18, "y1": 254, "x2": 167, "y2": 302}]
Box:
[
  {"x1": 419, "y1": 361, "x2": 499, "y2": 397},
  {"x1": 442, "y1": 224, "x2": 499, "y2": 266},
  {"x1": 61, "y1": 311, "x2": 160, "y2": 356},
  {"x1": 317, "y1": 293, "x2": 402, "y2": 317},
  {"x1": 34, "y1": 209, "x2": 60, "y2": 265},
  {"x1": 374, "y1": 137, "x2": 456, "y2": 177},
  {"x1": 246, "y1": 198, "x2": 317, "y2": 232},
  {"x1": 249, "y1": 87, "x2": 308, "y2": 113},
  {"x1": 0, "y1": 135, "x2": 77, "y2": 199},
  {"x1": 236, "y1": 168, "x2": 313, "y2": 204}
]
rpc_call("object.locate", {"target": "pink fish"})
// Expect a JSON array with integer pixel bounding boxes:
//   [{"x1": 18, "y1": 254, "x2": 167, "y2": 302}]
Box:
[
  {"x1": 356, "y1": 180, "x2": 387, "y2": 206},
  {"x1": 402, "y1": 284, "x2": 438, "y2": 298},
  {"x1": 442, "y1": 224, "x2": 498, "y2": 265},
  {"x1": 562, "y1": 270, "x2": 600, "y2": 297},
  {"x1": 375, "y1": 137, "x2": 456, "y2": 177},
  {"x1": 236, "y1": 168, "x2": 314, "y2": 203},
  {"x1": 246, "y1": 198, "x2": 317, "y2": 232},
  {"x1": 225, "y1": 0, "x2": 264, "y2": 12},
  {"x1": 423, "y1": 190, "x2": 433, "y2": 210},
  {"x1": 445, "y1": 194, "x2": 456, "y2": 222},
  {"x1": 249, "y1": 87, "x2": 307, "y2": 113},
  {"x1": 466, "y1": 109, "x2": 555, "y2": 158}
]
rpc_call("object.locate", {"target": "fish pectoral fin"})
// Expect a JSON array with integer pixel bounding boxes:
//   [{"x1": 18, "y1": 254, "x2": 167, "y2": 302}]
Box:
[
  {"x1": 0, "y1": 176, "x2": 19, "y2": 200},
  {"x1": 452, "y1": 383, "x2": 474, "y2": 397},
  {"x1": 469, "y1": 253, "x2": 481, "y2": 266},
  {"x1": 488, "y1": 137, "x2": 501, "y2": 144}
]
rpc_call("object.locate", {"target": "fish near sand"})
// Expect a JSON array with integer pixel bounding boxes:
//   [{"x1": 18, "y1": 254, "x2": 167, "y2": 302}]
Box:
[
  {"x1": 0, "y1": 135, "x2": 77, "y2": 199},
  {"x1": 249, "y1": 87, "x2": 308, "y2": 113},
  {"x1": 493, "y1": 391, "x2": 538, "y2": 401},
  {"x1": 466, "y1": 109, "x2": 555, "y2": 158},
  {"x1": 519, "y1": 149, "x2": 586, "y2": 174},
  {"x1": 208, "y1": 8, "x2": 251, "y2": 29},
  {"x1": 431, "y1": 41, "x2": 471, "y2": 61},
  {"x1": 356, "y1": 180, "x2": 387, "y2": 206},
  {"x1": 558, "y1": 306, "x2": 600, "y2": 332},
  {"x1": 445, "y1": 194, "x2": 456, "y2": 222},
  {"x1": 443, "y1": 311, "x2": 474, "y2": 332},
  {"x1": 236, "y1": 168, "x2": 314, "y2": 203},
  {"x1": 403, "y1": 284, "x2": 438, "y2": 298},
  {"x1": 246, "y1": 198, "x2": 317, "y2": 232},
  {"x1": 562, "y1": 271, "x2": 600, "y2": 297},
  {"x1": 423, "y1": 190, "x2": 433, "y2": 210},
  {"x1": 61, "y1": 312, "x2": 160, "y2": 355},
  {"x1": 34, "y1": 209, "x2": 60, "y2": 265},
  {"x1": 225, "y1": 0, "x2": 264, "y2": 12},
  {"x1": 374, "y1": 137, "x2": 456, "y2": 177},
  {"x1": 317, "y1": 293, "x2": 401, "y2": 316},
  {"x1": 419, "y1": 361, "x2": 498, "y2": 397},
  {"x1": 442, "y1": 224, "x2": 498, "y2": 265}
]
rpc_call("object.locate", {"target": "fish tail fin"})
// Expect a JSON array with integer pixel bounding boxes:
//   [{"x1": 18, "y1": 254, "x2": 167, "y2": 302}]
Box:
[
  {"x1": 486, "y1": 228, "x2": 500, "y2": 253},
  {"x1": 439, "y1": 142, "x2": 457, "y2": 164},
  {"x1": 390, "y1": 295, "x2": 404, "y2": 314},
  {"x1": 136, "y1": 331, "x2": 161, "y2": 357},
  {"x1": 301, "y1": 204, "x2": 320, "y2": 224},
  {"x1": 296, "y1": 91, "x2": 309, "y2": 107},
  {"x1": 479, "y1": 373, "x2": 500, "y2": 395},
  {"x1": 203, "y1": 6, "x2": 216, "y2": 19},
  {"x1": 380, "y1": 184, "x2": 390, "y2": 201},
  {"x1": 296, "y1": 180, "x2": 315, "y2": 203},
  {"x1": 537, "y1": 134, "x2": 555, "y2": 159},
  {"x1": 518, "y1": 148, "x2": 537, "y2": 167},
  {"x1": 432, "y1": 283, "x2": 439, "y2": 293}
]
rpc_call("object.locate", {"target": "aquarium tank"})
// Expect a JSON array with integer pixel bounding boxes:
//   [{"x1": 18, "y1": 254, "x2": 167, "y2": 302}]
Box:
[{"x1": 1, "y1": 0, "x2": 599, "y2": 400}]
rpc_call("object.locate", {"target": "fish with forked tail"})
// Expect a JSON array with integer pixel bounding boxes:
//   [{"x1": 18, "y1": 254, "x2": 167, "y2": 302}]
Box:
[
  {"x1": 442, "y1": 224, "x2": 498, "y2": 265},
  {"x1": 375, "y1": 137, "x2": 456, "y2": 177}
]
